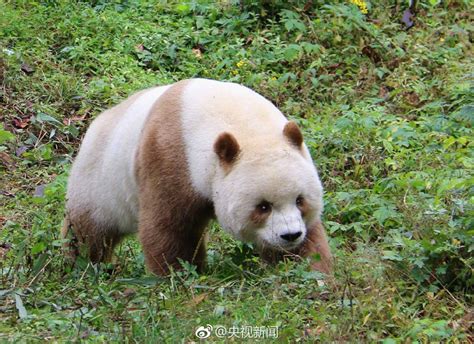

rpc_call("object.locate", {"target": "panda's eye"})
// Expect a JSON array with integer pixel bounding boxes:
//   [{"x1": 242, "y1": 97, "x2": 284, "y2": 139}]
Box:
[
  {"x1": 296, "y1": 195, "x2": 304, "y2": 207},
  {"x1": 256, "y1": 201, "x2": 272, "y2": 213}
]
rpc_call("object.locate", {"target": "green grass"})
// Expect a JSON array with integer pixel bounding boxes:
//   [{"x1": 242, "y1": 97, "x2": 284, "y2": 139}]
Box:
[{"x1": 1, "y1": 0, "x2": 472, "y2": 342}]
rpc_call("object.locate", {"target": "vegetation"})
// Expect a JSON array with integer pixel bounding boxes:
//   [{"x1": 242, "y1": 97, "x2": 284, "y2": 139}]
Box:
[{"x1": 1, "y1": 0, "x2": 472, "y2": 342}]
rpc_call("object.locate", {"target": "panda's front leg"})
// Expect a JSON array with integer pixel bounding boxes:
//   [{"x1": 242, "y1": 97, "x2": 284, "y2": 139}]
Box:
[
  {"x1": 298, "y1": 221, "x2": 333, "y2": 274},
  {"x1": 138, "y1": 203, "x2": 211, "y2": 276}
]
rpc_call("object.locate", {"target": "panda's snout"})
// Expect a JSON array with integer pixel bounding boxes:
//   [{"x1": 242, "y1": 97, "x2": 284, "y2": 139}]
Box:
[{"x1": 280, "y1": 231, "x2": 302, "y2": 242}]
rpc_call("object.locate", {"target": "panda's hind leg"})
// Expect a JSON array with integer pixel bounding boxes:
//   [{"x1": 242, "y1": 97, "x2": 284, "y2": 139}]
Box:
[{"x1": 61, "y1": 211, "x2": 123, "y2": 264}]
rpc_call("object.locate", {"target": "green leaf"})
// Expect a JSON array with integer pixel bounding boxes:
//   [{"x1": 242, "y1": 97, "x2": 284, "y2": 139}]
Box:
[
  {"x1": 283, "y1": 44, "x2": 301, "y2": 62},
  {"x1": 0, "y1": 126, "x2": 15, "y2": 144},
  {"x1": 31, "y1": 253, "x2": 48, "y2": 276},
  {"x1": 382, "y1": 139, "x2": 393, "y2": 153},
  {"x1": 175, "y1": 3, "x2": 190, "y2": 14},
  {"x1": 31, "y1": 242, "x2": 46, "y2": 255},
  {"x1": 373, "y1": 206, "x2": 397, "y2": 225},
  {"x1": 36, "y1": 112, "x2": 62, "y2": 126},
  {"x1": 381, "y1": 339, "x2": 397, "y2": 344},
  {"x1": 453, "y1": 104, "x2": 474, "y2": 125},
  {"x1": 382, "y1": 250, "x2": 403, "y2": 261},
  {"x1": 40, "y1": 144, "x2": 53, "y2": 160}
]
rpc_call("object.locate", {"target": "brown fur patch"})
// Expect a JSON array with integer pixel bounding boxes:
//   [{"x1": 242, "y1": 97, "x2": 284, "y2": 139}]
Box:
[
  {"x1": 214, "y1": 132, "x2": 240, "y2": 167},
  {"x1": 61, "y1": 215, "x2": 78, "y2": 261},
  {"x1": 250, "y1": 208, "x2": 271, "y2": 225},
  {"x1": 136, "y1": 80, "x2": 214, "y2": 275},
  {"x1": 61, "y1": 210, "x2": 123, "y2": 263},
  {"x1": 283, "y1": 121, "x2": 303, "y2": 148},
  {"x1": 297, "y1": 221, "x2": 333, "y2": 274},
  {"x1": 296, "y1": 197, "x2": 311, "y2": 218}
]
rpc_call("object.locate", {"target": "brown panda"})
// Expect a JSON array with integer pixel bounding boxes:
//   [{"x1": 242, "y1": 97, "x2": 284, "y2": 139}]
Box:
[{"x1": 63, "y1": 79, "x2": 332, "y2": 275}]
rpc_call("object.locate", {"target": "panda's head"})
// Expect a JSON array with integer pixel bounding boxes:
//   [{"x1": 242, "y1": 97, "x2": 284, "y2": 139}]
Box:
[{"x1": 212, "y1": 122, "x2": 323, "y2": 252}]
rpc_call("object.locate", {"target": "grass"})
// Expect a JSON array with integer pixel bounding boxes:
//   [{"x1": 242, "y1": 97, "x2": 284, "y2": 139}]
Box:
[{"x1": 1, "y1": 0, "x2": 473, "y2": 342}]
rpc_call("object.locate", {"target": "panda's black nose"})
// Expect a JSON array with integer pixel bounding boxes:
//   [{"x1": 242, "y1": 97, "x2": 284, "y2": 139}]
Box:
[{"x1": 280, "y1": 232, "x2": 302, "y2": 242}]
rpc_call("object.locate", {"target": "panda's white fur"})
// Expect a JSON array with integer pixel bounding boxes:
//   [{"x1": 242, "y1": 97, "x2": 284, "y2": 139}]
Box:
[{"x1": 64, "y1": 78, "x2": 330, "y2": 275}]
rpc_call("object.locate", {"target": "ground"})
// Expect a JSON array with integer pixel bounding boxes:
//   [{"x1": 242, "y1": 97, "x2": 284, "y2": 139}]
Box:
[{"x1": 0, "y1": 1, "x2": 472, "y2": 342}]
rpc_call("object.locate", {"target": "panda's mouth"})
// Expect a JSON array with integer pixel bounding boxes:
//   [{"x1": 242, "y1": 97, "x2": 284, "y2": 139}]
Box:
[
  {"x1": 259, "y1": 238, "x2": 303, "y2": 252},
  {"x1": 280, "y1": 242, "x2": 303, "y2": 251}
]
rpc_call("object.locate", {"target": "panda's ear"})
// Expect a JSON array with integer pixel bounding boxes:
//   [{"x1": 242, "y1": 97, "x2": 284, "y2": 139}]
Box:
[
  {"x1": 283, "y1": 121, "x2": 303, "y2": 148},
  {"x1": 214, "y1": 132, "x2": 240, "y2": 166}
]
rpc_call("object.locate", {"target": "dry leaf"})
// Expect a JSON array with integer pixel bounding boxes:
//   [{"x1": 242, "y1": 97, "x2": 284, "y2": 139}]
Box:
[
  {"x1": 192, "y1": 48, "x2": 202, "y2": 58},
  {"x1": 187, "y1": 292, "x2": 208, "y2": 307},
  {"x1": 21, "y1": 63, "x2": 34, "y2": 74},
  {"x1": 12, "y1": 117, "x2": 30, "y2": 129},
  {"x1": 63, "y1": 114, "x2": 86, "y2": 126},
  {"x1": 0, "y1": 152, "x2": 14, "y2": 170}
]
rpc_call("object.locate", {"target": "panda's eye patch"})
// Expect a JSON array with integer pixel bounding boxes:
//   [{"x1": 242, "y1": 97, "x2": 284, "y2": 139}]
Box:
[
  {"x1": 296, "y1": 195, "x2": 304, "y2": 207},
  {"x1": 256, "y1": 200, "x2": 272, "y2": 213}
]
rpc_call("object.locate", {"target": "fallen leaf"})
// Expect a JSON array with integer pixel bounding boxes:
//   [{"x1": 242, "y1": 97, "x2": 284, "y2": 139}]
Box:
[
  {"x1": 192, "y1": 48, "x2": 202, "y2": 58},
  {"x1": 402, "y1": 9, "x2": 415, "y2": 29},
  {"x1": 404, "y1": 91, "x2": 420, "y2": 106},
  {"x1": 303, "y1": 326, "x2": 325, "y2": 337},
  {"x1": 306, "y1": 290, "x2": 330, "y2": 301},
  {"x1": 34, "y1": 184, "x2": 46, "y2": 198},
  {"x1": 0, "y1": 242, "x2": 11, "y2": 259},
  {"x1": 0, "y1": 190, "x2": 15, "y2": 197},
  {"x1": 387, "y1": 58, "x2": 401, "y2": 69},
  {"x1": 20, "y1": 63, "x2": 35, "y2": 74},
  {"x1": 14, "y1": 293, "x2": 28, "y2": 319},
  {"x1": 363, "y1": 312, "x2": 371, "y2": 326},
  {"x1": 15, "y1": 146, "x2": 28, "y2": 156},
  {"x1": 12, "y1": 117, "x2": 30, "y2": 129},
  {"x1": 327, "y1": 63, "x2": 341, "y2": 70},
  {"x1": 63, "y1": 114, "x2": 86, "y2": 125},
  {"x1": 187, "y1": 292, "x2": 208, "y2": 307},
  {"x1": 0, "y1": 152, "x2": 14, "y2": 170},
  {"x1": 80, "y1": 331, "x2": 90, "y2": 339},
  {"x1": 362, "y1": 46, "x2": 381, "y2": 63},
  {"x1": 303, "y1": 0, "x2": 313, "y2": 12},
  {"x1": 122, "y1": 288, "x2": 136, "y2": 298},
  {"x1": 379, "y1": 86, "x2": 389, "y2": 99}
]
